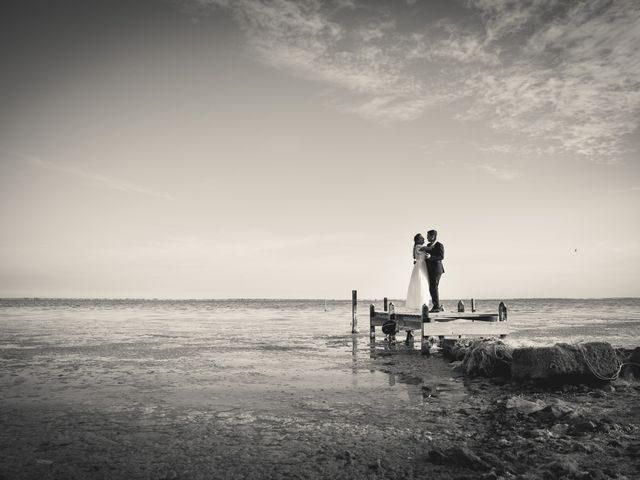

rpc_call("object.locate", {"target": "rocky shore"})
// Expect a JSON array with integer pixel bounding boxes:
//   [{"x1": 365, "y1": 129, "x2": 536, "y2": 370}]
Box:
[{"x1": 1, "y1": 338, "x2": 638, "y2": 480}]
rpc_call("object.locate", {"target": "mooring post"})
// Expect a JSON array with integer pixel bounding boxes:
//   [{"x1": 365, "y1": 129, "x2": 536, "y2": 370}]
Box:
[
  {"x1": 471, "y1": 298, "x2": 476, "y2": 312},
  {"x1": 421, "y1": 303, "x2": 430, "y2": 355},
  {"x1": 383, "y1": 297, "x2": 388, "y2": 312},
  {"x1": 351, "y1": 290, "x2": 359, "y2": 334},
  {"x1": 458, "y1": 300, "x2": 464, "y2": 312},
  {"x1": 369, "y1": 304, "x2": 376, "y2": 340}
]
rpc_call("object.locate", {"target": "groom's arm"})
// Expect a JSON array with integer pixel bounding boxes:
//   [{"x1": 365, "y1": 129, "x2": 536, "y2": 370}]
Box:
[{"x1": 429, "y1": 243, "x2": 444, "y2": 261}]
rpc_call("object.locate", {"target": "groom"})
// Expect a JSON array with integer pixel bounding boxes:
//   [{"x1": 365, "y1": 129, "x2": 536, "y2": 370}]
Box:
[{"x1": 419, "y1": 229, "x2": 445, "y2": 312}]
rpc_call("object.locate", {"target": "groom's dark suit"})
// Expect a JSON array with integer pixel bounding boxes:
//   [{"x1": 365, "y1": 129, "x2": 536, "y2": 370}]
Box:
[{"x1": 424, "y1": 241, "x2": 444, "y2": 309}]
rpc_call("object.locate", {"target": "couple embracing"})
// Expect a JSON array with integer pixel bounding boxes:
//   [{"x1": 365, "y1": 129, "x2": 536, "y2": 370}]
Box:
[{"x1": 406, "y1": 230, "x2": 444, "y2": 312}]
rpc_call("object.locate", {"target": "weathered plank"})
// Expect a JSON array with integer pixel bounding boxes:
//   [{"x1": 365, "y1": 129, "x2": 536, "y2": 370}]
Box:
[
  {"x1": 370, "y1": 312, "x2": 499, "y2": 326},
  {"x1": 422, "y1": 320, "x2": 510, "y2": 336}
]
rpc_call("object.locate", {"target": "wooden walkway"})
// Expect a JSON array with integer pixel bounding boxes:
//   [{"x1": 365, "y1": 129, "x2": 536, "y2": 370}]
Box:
[{"x1": 368, "y1": 301, "x2": 509, "y2": 354}]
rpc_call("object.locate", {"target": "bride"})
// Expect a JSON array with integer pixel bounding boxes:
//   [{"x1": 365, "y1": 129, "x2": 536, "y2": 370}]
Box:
[{"x1": 406, "y1": 233, "x2": 430, "y2": 311}]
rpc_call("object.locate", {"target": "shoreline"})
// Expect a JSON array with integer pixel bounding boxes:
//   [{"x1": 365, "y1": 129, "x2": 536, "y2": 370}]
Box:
[{"x1": 1, "y1": 337, "x2": 638, "y2": 479}]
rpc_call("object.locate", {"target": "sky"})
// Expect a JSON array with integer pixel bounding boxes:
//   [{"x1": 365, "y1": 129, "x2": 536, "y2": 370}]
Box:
[{"x1": 1, "y1": 0, "x2": 639, "y2": 299}]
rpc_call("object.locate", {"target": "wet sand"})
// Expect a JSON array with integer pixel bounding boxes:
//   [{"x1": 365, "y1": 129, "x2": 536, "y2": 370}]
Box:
[{"x1": 1, "y1": 332, "x2": 639, "y2": 480}]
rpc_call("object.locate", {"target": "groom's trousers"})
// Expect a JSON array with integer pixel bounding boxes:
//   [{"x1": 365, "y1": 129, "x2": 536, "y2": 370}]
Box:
[{"x1": 427, "y1": 271, "x2": 442, "y2": 308}]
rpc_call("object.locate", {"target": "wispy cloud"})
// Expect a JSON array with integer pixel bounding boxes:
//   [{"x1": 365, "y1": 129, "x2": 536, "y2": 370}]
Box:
[
  {"x1": 469, "y1": 163, "x2": 520, "y2": 181},
  {"x1": 195, "y1": 0, "x2": 453, "y2": 123},
  {"x1": 192, "y1": 0, "x2": 640, "y2": 161},
  {"x1": 610, "y1": 185, "x2": 640, "y2": 194},
  {"x1": 7, "y1": 151, "x2": 174, "y2": 200},
  {"x1": 460, "y1": 0, "x2": 640, "y2": 161}
]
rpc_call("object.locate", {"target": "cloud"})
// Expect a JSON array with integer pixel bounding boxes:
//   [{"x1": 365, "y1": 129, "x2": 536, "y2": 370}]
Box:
[
  {"x1": 191, "y1": 0, "x2": 640, "y2": 161},
  {"x1": 458, "y1": 0, "x2": 640, "y2": 160},
  {"x1": 8, "y1": 151, "x2": 174, "y2": 200},
  {"x1": 610, "y1": 185, "x2": 640, "y2": 194},
  {"x1": 194, "y1": 0, "x2": 452, "y2": 122},
  {"x1": 469, "y1": 163, "x2": 520, "y2": 180}
]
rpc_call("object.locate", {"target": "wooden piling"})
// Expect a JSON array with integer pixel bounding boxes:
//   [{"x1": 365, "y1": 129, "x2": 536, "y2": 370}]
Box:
[
  {"x1": 388, "y1": 302, "x2": 396, "y2": 344},
  {"x1": 458, "y1": 300, "x2": 465, "y2": 312},
  {"x1": 499, "y1": 302, "x2": 507, "y2": 339},
  {"x1": 351, "y1": 290, "x2": 359, "y2": 334},
  {"x1": 369, "y1": 304, "x2": 376, "y2": 340},
  {"x1": 471, "y1": 298, "x2": 476, "y2": 312},
  {"x1": 498, "y1": 302, "x2": 507, "y2": 322},
  {"x1": 421, "y1": 303, "x2": 430, "y2": 355},
  {"x1": 383, "y1": 297, "x2": 388, "y2": 311}
]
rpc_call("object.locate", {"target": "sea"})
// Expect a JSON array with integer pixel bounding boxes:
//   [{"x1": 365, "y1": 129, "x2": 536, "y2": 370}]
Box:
[
  {"x1": 1, "y1": 297, "x2": 639, "y2": 350},
  {"x1": 1, "y1": 297, "x2": 639, "y2": 411}
]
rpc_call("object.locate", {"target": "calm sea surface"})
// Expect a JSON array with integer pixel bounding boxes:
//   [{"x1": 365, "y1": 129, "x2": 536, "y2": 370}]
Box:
[
  {"x1": 0, "y1": 297, "x2": 639, "y2": 427},
  {"x1": 1, "y1": 297, "x2": 639, "y2": 349}
]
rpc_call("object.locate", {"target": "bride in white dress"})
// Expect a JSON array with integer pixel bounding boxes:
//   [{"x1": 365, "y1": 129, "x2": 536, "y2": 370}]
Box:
[{"x1": 406, "y1": 233, "x2": 430, "y2": 311}]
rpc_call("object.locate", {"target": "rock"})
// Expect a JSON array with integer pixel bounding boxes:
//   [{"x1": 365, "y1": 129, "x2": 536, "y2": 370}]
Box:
[
  {"x1": 505, "y1": 396, "x2": 546, "y2": 414},
  {"x1": 497, "y1": 438, "x2": 512, "y2": 447},
  {"x1": 478, "y1": 452, "x2": 507, "y2": 471},
  {"x1": 479, "y1": 470, "x2": 499, "y2": 480},
  {"x1": 462, "y1": 339, "x2": 513, "y2": 377},
  {"x1": 449, "y1": 360, "x2": 465, "y2": 373},
  {"x1": 621, "y1": 347, "x2": 640, "y2": 379},
  {"x1": 428, "y1": 447, "x2": 491, "y2": 471},
  {"x1": 548, "y1": 458, "x2": 582, "y2": 476},
  {"x1": 442, "y1": 338, "x2": 471, "y2": 361},
  {"x1": 569, "y1": 419, "x2": 598, "y2": 435},
  {"x1": 511, "y1": 342, "x2": 619, "y2": 383},
  {"x1": 338, "y1": 450, "x2": 355, "y2": 465},
  {"x1": 531, "y1": 399, "x2": 575, "y2": 422},
  {"x1": 427, "y1": 449, "x2": 447, "y2": 464}
]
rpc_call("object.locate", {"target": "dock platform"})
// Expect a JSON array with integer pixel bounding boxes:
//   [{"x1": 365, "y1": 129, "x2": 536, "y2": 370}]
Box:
[{"x1": 369, "y1": 301, "x2": 509, "y2": 354}]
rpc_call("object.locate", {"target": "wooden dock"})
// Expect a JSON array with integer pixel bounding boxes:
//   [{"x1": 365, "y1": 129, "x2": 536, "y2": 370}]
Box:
[{"x1": 368, "y1": 300, "x2": 509, "y2": 354}]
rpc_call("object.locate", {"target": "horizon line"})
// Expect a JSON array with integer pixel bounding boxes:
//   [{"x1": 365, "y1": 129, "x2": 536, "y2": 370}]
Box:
[{"x1": 1, "y1": 296, "x2": 639, "y2": 301}]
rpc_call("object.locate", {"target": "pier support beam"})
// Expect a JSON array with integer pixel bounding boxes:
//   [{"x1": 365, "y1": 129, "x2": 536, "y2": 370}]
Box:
[
  {"x1": 369, "y1": 304, "x2": 376, "y2": 341},
  {"x1": 387, "y1": 302, "x2": 396, "y2": 345},
  {"x1": 421, "y1": 304, "x2": 430, "y2": 355}
]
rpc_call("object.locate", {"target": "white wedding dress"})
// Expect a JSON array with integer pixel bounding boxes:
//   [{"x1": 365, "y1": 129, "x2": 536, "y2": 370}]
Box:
[{"x1": 406, "y1": 245, "x2": 430, "y2": 311}]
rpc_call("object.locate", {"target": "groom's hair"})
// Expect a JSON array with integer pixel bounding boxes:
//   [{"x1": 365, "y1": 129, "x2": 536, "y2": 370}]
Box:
[{"x1": 427, "y1": 229, "x2": 437, "y2": 237}]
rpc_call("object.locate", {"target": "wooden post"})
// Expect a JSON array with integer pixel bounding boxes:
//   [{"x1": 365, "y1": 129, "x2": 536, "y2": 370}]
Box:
[
  {"x1": 369, "y1": 304, "x2": 376, "y2": 340},
  {"x1": 351, "y1": 290, "x2": 359, "y2": 334},
  {"x1": 499, "y1": 302, "x2": 507, "y2": 339},
  {"x1": 457, "y1": 300, "x2": 464, "y2": 312},
  {"x1": 471, "y1": 298, "x2": 476, "y2": 312},
  {"x1": 498, "y1": 302, "x2": 507, "y2": 322},
  {"x1": 383, "y1": 297, "x2": 388, "y2": 311},
  {"x1": 388, "y1": 302, "x2": 396, "y2": 344},
  {"x1": 421, "y1": 303, "x2": 430, "y2": 355}
]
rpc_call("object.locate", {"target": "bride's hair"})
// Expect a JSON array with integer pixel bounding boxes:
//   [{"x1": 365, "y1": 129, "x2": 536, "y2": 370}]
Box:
[{"x1": 413, "y1": 233, "x2": 423, "y2": 259}]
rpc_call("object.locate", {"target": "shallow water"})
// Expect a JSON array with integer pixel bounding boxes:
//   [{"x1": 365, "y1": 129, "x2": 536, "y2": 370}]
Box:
[
  {"x1": 1, "y1": 298, "x2": 639, "y2": 479},
  {"x1": 1, "y1": 298, "x2": 638, "y2": 410}
]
